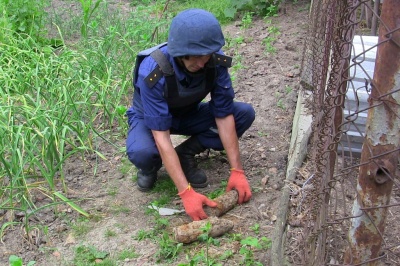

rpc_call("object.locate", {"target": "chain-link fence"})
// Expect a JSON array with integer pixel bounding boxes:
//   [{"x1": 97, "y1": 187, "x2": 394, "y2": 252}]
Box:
[{"x1": 285, "y1": 0, "x2": 400, "y2": 265}]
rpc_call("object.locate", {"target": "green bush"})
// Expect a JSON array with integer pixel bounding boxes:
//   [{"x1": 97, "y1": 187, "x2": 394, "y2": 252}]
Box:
[
  {"x1": 0, "y1": 0, "x2": 49, "y2": 41},
  {"x1": 224, "y1": 0, "x2": 281, "y2": 19}
]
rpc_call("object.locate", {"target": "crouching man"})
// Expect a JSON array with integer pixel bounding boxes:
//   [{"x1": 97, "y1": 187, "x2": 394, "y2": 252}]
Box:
[{"x1": 126, "y1": 9, "x2": 255, "y2": 221}]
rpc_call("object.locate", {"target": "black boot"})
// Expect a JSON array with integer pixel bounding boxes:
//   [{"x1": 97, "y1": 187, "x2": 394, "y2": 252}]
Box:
[
  {"x1": 175, "y1": 136, "x2": 208, "y2": 188},
  {"x1": 136, "y1": 168, "x2": 158, "y2": 192}
]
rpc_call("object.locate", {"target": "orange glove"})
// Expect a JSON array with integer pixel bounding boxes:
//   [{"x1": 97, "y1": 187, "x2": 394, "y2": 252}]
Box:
[
  {"x1": 178, "y1": 185, "x2": 217, "y2": 221},
  {"x1": 226, "y1": 169, "x2": 252, "y2": 204}
]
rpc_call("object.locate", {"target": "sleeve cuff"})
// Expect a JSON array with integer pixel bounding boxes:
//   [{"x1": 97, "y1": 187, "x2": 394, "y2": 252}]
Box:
[{"x1": 144, "y1": 114, "x2": 172, "y2": 131}]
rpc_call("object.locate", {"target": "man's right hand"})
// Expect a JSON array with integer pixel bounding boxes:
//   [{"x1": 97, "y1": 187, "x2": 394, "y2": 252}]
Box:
[{"x1": 178, "y1": 185, "x2": 217, "y2": 221}]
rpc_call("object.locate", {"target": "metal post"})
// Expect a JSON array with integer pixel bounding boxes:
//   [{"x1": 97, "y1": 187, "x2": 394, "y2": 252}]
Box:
[
  {"x1": 344, "y1": 0, "x2": 400, "y2": 264},
  {"x1": 371, "y1": 0, "x2": 381, "y2": 36}
]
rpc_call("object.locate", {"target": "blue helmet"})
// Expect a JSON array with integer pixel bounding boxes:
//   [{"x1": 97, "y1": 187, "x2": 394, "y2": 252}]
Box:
[{"x1": 167, "y1": 9, "x2": 225, "y2": 57}]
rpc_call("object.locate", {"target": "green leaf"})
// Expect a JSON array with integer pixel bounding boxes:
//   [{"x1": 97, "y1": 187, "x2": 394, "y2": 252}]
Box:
[
  {"x1": 9, "y1": 255, "x2": 23, "y2": 266},
  {"x1": 240, "y1": 236, "x2": 261, "y2": 248},
  {"x1": 53, "y1": 191, "x2": 90, "y2": 218},
  {"x1": 116, "y1": 105, "x2": 127, "y2": 115},
  {"x1": 223, "y1": 7, "x2": 236, "y2": 19},
  {"x1": 90, "y1": 246, "x2": 109, "y2": 259}
]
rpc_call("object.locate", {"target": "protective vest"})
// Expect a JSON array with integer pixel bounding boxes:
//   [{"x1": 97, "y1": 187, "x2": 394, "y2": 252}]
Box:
[{"x1": 133, "y1": 43, "x2": 232, "y2": 116}]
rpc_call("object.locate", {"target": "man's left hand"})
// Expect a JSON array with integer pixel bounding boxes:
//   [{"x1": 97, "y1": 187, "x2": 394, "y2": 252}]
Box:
[{"x1": 226, "y1": 169, "x2": 252, "y2": 204}]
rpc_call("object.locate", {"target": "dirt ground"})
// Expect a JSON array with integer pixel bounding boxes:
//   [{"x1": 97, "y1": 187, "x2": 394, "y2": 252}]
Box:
[{"x1": 0, "y1": 1, "x2": 310, "y2": 265}]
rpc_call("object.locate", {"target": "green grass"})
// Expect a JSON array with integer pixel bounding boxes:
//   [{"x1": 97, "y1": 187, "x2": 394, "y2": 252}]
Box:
[
  {"x1": 207, "y1": 180, "x2": 227, "y2": 199},
  {"x1": 173, "y1": 0, "x2": 233, "y2": 24},
  {"x1": 73, "y1": 245, "x2": 112, "y2": 266},
  {"x1": 104, "y1": 229, "x2": 117, "y2": 238},
  {"x1": 0, "y1": 0, "x2": 172, "y2": 235},
  {"x1": 117, "y1": 247, "x2": 139, "y2": 260},
  {"x1": 71, "y1": 218, "x2": 91, "y2": 236}
]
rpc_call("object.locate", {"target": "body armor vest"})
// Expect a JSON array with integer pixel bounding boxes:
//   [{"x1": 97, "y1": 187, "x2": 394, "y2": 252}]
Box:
[{"x1": 133, "y1": 43, "x2": 232, "y2": 116}]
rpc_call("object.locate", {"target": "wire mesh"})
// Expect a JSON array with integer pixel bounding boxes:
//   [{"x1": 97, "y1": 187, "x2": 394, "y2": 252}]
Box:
[{"x1": 290, "y1": 0, "x2": 400, "y2": 265}]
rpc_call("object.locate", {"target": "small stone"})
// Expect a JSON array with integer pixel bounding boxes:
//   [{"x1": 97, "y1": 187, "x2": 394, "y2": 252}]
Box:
[
  {"x1": 268, "y1": 167, "x2": 278, "y2": 174},
  {"x1": 272, "y1": 183, "x2": 282, "y2": 190},
  {"x1": 53, "y1": 251, "x2": 61, "y2": 259},
  {"x1": 261, "y1": 176, "x2": 269, "y2": 189},
  {"x1": 55, "y1": 224, "x2": 68, "y2": 233}
]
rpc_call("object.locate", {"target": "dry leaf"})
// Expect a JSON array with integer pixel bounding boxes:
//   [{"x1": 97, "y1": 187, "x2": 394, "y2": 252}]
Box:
[
  {"x1": 65, "y1": 233, "x2": 75, "y2": 245},
  {"x1": 261, "y1": 176, "x2": 269, "y2": 189}
]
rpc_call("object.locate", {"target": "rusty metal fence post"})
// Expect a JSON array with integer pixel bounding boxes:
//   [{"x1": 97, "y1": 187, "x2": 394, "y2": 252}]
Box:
[{"x1": 344, "y1": 0, "x2": 400, "y2": 264}]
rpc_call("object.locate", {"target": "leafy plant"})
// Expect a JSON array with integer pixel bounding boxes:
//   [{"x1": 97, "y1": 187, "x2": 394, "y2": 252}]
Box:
[
  {"x1": 263, "y1": 36, "x2": 277, "y2": 54},
  {"x1": 155, "y1": 232, "x2": 183, "y2": 262},
  {"x1": 224, "y1": 0, "x2": 282, "y2": 18},
  {"x1": 180, "y1": 222, "x2": 222, "y2": 266},
  {"x1": 1, "y1": 0, "x2": 49, "y2": 42},
  {"x1": 257, "y1": 131, "x2": 268, "y2": 137},
  {"x1": 241, "y1": 12, "x2": 253, "y2": 29},
  {"x1": 198, "y1": 222, "x2": 221, "y2": 264},
  {"x1": 9, "y1": 255, "x2": 36, "y2": 266},
  {"x1": 225, "y1": 35, "x2": 244, "y2": 49},
  {"x1": 285, "y1": 85, "x2": 293, "y2": 94},
  {"x1": 78, "y1": 0, "x2": 103, "y2": 38},
  {"x1": 250, "y1": 223, "x2": 260, "y2": 234},
  {"x1": 268, "y1": 25, "x2": 281, "y2": 35},
  {"x1": 134, "y1": 205, "x2": 169, "y2": 241},
  {"x1": 73, "y1": 245, "x2": 111, "y2": 266},
  {"x1": 230, "y1": 54, "x2": 245, "y2": 83},
  {"x1": 265, "y1": 3, "x2": 279, "y2": 17},
  {"x1": 207, "y1": 180, "x2": 227, "y2": 199},
  {"x1": 239, "y1": 236, "x2": 272, "y2": 265},
  {"x1": 134, "y1": 229, "x2": 156, "y2": 241},
  {"x1": 277, "y1": 99, "x2": 286, "y2": 110},
  {"x1": 224, "y1": 0, "x2": 252, "y2": 19},
  {"x1": 262, "y1": 25, "x2": 281, "y2": 55}
]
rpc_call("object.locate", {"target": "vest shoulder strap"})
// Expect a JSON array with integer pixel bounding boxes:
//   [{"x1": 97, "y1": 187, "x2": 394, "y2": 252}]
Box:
[
  {"x1": 215, "y1": 54, "x2": 232, "y2": 68},
  {"x1": 145, "y1": 49, "x2": 178, "y2": 98},
  {"x1": 134, "y1": 42, "x2": 167, "y2": 89},
  {"x1": 144, "y1": 66, "x2": 163, "y2": 88}
]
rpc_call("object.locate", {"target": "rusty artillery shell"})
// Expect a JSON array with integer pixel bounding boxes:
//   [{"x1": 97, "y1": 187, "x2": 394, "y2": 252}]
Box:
[
  {"x1": 204, "y1": 190, "x2": 238, "y2": 217},
  {"x1": 173, "y1": 216, "x2": 234, "y2": 244}
]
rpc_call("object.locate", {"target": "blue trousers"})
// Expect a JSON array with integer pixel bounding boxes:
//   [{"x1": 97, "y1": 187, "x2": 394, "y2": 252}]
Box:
[{"x1": 126, "y1": 102, "x2": 255, "y2": 172}]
